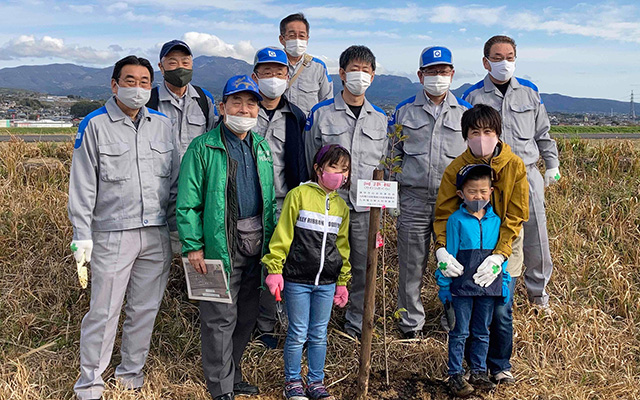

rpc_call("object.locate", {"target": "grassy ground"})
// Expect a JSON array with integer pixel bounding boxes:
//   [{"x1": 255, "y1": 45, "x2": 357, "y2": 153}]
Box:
[
  {"x1": 550, "y1": 125, "x2": 640, "y2": 134},
  {"x1": 0, "y1": 127, "x2": 76, "y2": 135},
  {"x1": 1, "y1": 138, "x2": 639, "y2": 399}
]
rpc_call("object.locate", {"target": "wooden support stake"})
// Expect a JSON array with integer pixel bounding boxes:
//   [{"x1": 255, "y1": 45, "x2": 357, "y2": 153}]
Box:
[{"x1": 355, "y1": 168, "x2": 384, "y2": 400}]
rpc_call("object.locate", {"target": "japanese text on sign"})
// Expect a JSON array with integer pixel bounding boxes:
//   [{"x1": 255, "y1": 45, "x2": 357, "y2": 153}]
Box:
[{"x1": 356, "y1": 180, "x2": 398, "y2": 208}]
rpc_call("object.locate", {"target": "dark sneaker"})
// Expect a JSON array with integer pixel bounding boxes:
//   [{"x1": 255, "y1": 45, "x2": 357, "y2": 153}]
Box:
[
  {"x1": 256, "y1": 329, "x2": 278, "y2": 349},
  {"x1": 469, "y1": 371, "x2": 497, "y2": 391},
  {"x1": 402, "y1": 329, "x2": 423, "y2": 339},
  {"x1": 233, "y1": 381, "x2": 259, "y2": 396},
  {"x1": 305, "y1": 381, "x2": 335, "y2": 400},
  {"x1": 214, "y1": 393, "x2": 235, "y2": 400},
  {"x1": 283, "y1": 380, "x2": 308, "y2": 400},
  {"x1": 448, "y1": 373, "x2": 474, "y2": 397},
  {"x1": 492, "y1": 370, "x2": 515, "y2": 385}
]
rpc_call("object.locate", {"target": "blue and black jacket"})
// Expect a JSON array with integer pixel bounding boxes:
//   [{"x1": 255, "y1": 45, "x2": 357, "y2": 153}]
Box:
[{"x1": 436, "y1": 203, "x2": 510, "y2": 296}]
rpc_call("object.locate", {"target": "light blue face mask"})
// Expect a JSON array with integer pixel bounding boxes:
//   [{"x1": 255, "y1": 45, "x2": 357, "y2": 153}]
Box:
[{"x1": 464, "y1": 198, "x2": 490, "y2": 212}]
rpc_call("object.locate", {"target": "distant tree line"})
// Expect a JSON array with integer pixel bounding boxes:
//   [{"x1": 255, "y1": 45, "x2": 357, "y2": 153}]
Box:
[{"x1": 70, "y1": 101, "x2": 104, "y2": 118}]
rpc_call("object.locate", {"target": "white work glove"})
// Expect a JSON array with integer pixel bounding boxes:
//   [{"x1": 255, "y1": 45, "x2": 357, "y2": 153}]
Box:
[
  {"x1": 70, "y1": 240, "x2": 93, "y2": 262},
  {"x1": 544, "y1": 167, "x2": 561, "y2": 187},
  {"x1": 436, "y1": 247, "x2": 464, "y2": 278},
  {"x1": 169, "y1": 231, "x2": 182, "y2": 255},
  {"x1": 473, "y1": 254, "x2": 506, "y2": 287}
]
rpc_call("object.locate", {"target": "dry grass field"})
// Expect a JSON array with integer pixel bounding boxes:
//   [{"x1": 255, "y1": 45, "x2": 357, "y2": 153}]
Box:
[{"x1": 1, "y1": 138, "x2": 639, "y2": 399}]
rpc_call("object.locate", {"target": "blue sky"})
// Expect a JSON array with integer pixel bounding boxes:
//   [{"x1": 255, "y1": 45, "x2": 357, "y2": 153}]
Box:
[{"x1": 1, "y1": 0, "x2": 639, "y2": 102}]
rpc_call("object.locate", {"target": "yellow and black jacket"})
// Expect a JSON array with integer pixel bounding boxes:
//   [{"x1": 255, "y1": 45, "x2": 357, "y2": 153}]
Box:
[{"x1": 262, "y1": 182, "x2": 351, "y2": 286}]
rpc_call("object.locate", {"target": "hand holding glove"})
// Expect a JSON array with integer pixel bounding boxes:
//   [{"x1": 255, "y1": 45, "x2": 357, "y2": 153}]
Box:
[
  {"x1": 70, "y1": 240, "x2": 93, "y2": 262},
  {"x1": 334, "y1": 285, "x2": 349, "y2": 308},
  {"x1": 438, "y1": 288, "x2": 452, "y2": 304},
  {"x1": 473, "y1": 254, "x2": 506, "y2": 287},
  {"x1": 436, "y1": 247, "x2": 464, "y2": 278},
  {"x1": 265, "y1": 274, "x2": 284, "y2": 296},
  {"x1": 544, "y1": 167, "x2": 561, "y2": 187}
]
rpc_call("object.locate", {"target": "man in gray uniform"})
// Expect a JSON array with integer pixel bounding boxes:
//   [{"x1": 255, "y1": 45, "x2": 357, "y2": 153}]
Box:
[
  {"x1": 390, "y1": 46, "x2": 471, "y2": 338},
  {"x1": 279, "y1": 12, "x2": 333, "y2": 116},
  {"x1": 149, "y1": 39, "x2": 219, "y2": 158},
  {"x1": 148, "y1": 39, "x2": 220, "y2": 254},
  {"x1": 251, "y1": 46, "x2": 308, "y2": 347},
  {"x1": 68, "y1": 55, "x2": 178, "y2": 400},
  {"x1": 305, "y1": 45, "x2": 388, "y2": 338},
  {"x1": 462, "y1": 35, "x2": 560, "y2": 308}
]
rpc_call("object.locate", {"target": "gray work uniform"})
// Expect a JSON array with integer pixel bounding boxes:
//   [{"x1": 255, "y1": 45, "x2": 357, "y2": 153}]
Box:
[
  {"x1": 305, "y1": 93, "x2": 388, "y2": 334},
  {"x1": 156, "y1": 82, "x2": 219, "y2": 159},
  {"x1": 285, "y1": 54, "x2": 333, "y2": 116},
  {"x1": 390, "y1": 90, "x2": 470, "y2": 333},
  {"x1": 68, "y1": 97, "x2": 178, "y2": 400},
  {"x1": 463, "y1": 75, "x2": 559, "y2": 305}
]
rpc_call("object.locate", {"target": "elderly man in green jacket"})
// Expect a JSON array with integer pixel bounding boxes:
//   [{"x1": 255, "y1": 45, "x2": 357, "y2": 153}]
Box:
[{"x1": 177, "y1": 74, "x2": 276, "y2": 400}]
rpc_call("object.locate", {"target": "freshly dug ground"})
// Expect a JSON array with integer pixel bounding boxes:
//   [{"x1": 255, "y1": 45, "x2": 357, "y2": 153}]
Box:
[{"x1": 1, "y1": 138, "x2": 639, "y2": 399}]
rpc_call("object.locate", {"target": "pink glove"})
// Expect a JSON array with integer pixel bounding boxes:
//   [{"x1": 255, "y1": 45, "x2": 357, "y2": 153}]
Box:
[
  {"x1": 265, "y1": 274, "x2": 284, "y2": 296},
  {"x1": 334, "y1": 285, "x2": 349, "y2": 308}
]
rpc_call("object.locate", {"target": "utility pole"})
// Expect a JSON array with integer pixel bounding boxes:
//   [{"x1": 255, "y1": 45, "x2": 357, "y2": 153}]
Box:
[{"x1": 631, "y1": 90, "x2": 636, "y2": 121}]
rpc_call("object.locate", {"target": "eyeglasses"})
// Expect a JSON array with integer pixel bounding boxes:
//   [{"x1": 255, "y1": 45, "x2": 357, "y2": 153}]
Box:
[
  {"x1": 487, "y1": 56, "x2": 516, "y2": 62},
  {"x1": 422, "y1": 69, "x2": 453, "y2": 76},
  {"x1": 283, "y1": 32, "x2": 308, "y2": 40},
  {"x1": 119, "y1": 78, "x2": 151, "y2": 88},
  {"x1": 256, "y1": 71, "x2": 288, "y2": 79}
]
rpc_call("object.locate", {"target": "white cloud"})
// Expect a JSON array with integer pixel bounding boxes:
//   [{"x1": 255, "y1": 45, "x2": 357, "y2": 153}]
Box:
[
  {"x1": 106, "y1": 2, "x2": 129, "y2": 13},
  {"x1": 69, "y1": 4, "x2": 93, "y2": 13},
  {"x1": 428, "y1": 5, "x2": 504, "y2": 26},
  {"x1": 181, "y1": 32, "x2": 255, "y2": 62},
  {"x1": 0, "y1": 35, "x2": 120, "y2": 64},
  {"x1": 123, "y1": 0, "x2": 285, "y2": 17},
  {"x1": 313, "y1": 28, "x2": 400, "y2": 40}
]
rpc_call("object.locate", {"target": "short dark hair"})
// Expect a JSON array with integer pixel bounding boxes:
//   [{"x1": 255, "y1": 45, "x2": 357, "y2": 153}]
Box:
[
  {"x1": 461, "y1": 104, "x2": 502, "y2": 140},
  {"x1": 280, "y1": 13, "x2": 309, "y2": 36},
  {"x1": 339, "y1": 45, "x2": 376, "y2": 71},
  {"x1": 483, "y1": 35, "x2": 516, "y2": 58},
  {"x1": 111, "y1": 55, "x2": 154, "y2": 82},
  {"x1": 311, "y1": 144, "x2": 352, "y2": 189},
  {"x1": 461, "y1": 167, "x2": 493, "y2": 190}
]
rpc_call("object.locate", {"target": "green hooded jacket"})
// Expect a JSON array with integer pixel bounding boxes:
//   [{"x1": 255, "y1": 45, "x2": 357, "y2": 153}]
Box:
[{"x1": 176, "y1": 123, "x2": 277, "y2": 274}]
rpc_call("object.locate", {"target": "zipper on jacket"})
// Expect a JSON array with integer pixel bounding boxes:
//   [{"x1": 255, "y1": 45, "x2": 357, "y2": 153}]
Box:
[
  {"x1": 314, "y1": 193, "x2": 330, "y2": 286},
  {"x1": 252, "y1": 136, "x2": 268, "y2": 289},
  {"x1": 478, "y1": 218, "x2": 483, "y2": 251}
]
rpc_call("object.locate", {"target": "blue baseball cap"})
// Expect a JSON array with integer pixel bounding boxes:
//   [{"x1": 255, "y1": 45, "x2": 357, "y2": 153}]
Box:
[
  {"x1": 159, "y1": 40, "x2": 192, "y2": 60},
  {"x1": 456, "y1": 164, "x2": 493, "y2": 190},
  {"x1": 223, "y1": 74, "x2": 263, "y2": 101},
  {"x1": 254, "y1": 47, "x2": 288, "y2": 67},
  {"x1": 419, "y1": 46, "x2": 453, "y2": 69}
]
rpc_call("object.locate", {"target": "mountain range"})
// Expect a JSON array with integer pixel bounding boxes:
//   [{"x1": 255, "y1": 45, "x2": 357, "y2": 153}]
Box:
[{"x1": 0, "y1": 55, "x2": 630, "y2": 115}]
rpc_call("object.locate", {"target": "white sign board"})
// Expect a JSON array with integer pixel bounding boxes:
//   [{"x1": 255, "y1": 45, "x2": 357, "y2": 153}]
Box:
[{"x1": 356, "y1": 180, "x2": 398, "y2": 209}]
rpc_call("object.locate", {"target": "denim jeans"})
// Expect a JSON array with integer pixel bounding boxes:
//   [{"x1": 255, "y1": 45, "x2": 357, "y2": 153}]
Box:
[
  {"x1": 284, "y1": 281, "x2": 335, "y2": 383},
  {"x1": 487, "y1": 277, "x2": 517, "y2": 374},
  {"x1": 448, "y1": 296, "x2": 495, "y2": 376}
]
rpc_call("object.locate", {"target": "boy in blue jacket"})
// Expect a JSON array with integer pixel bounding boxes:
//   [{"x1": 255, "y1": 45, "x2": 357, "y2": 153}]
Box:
[{"x1": 436, "y1": 163, "x2": 511, "y2": 397}]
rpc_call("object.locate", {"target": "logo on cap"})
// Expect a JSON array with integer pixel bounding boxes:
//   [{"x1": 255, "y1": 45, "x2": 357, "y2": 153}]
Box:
[
  {"x1": 268, "y1": 50, "x2": 276, "y2": 57},
  {"x1": 434, "y1": 50, "x2": 442, "y2": 58},
  {"x1": 233, "y1": 76, "x2": 253, "y2": 89}
]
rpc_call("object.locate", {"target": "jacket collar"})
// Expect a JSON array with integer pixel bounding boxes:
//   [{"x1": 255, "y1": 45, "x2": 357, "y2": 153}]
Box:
[
  {"x1": 301, "y1": 181, "x2": 340, "y2": 199},
  {"x1": 458, "y1": 201, "x2": 497, "y2": 219},
  {"x1": 483, "y1": 74, "x2": 520, "y2": 94},
  {"x1": 105, "y1": 96, "x2": 149, "y2": 127},
  {"x1": 159, "y1": 81, "x2": 199, "y2": 102},
  {"x1": 335, "y1": 91, "x2": 376, "y2": 119},
  {"x1": 414, "y1": 89, "x2": 458, "y2": 109},
  {"x1": 460, "y1": 141, "x2": 516, "y2": 175},
  {"x1": 204, "y1": 122, "x2": 265, "y2": 150}
]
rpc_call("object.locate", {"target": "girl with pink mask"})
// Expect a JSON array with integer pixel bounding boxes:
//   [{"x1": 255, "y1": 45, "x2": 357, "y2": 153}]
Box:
[{"x1": 262, "y1": 144, "x2": 352, "y2": 400}]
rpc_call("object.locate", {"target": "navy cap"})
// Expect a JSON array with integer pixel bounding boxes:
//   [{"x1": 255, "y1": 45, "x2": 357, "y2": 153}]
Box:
[
  {"x1": 223, "y1": 74, "x2": 263, "y2": 101},
  {"x1": 420, "y1": 46, "x2": 453, "y2": 69},
  {"x1": 456, "y1": 164, "x2": 493, "y2": 190},
  {"x1": 159, "y1": 40, "x2": 192, "y2": 60},
  {"x1": 254, "y1": 47, "x2": 288, "y2": 67}
]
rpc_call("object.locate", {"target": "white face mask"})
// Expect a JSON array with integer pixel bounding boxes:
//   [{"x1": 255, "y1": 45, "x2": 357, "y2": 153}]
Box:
[
  {"x1": 116, "y1": 85, "x2": 151, "y2": 110},
  {"x1": 257, "y1": 77, "x2": 287, "y2": 99},
  {"x1": 225, "y1": 114, "x2": 257, "y2": 134},
  {"x1": 422, "y1": 75, "x2": 451, "y2": 96},
  {"x1": 284, "y1": 39, "x2": 307, "y2": 58},
  {"x1": 487, "y1": 59, "x2": 516, "y2": 82},
  {"x1": 344, "y1": 71, "x2": 371, "y2": 96}
]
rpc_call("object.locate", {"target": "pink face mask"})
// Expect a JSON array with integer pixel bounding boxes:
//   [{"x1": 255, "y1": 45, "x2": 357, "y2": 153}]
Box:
[
  {"x1": 320, "y1": 171, "x2": 344, "y2": 190},
  {"x1": 468, "y1": 136, "x2": 499, "y2": 158}
]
